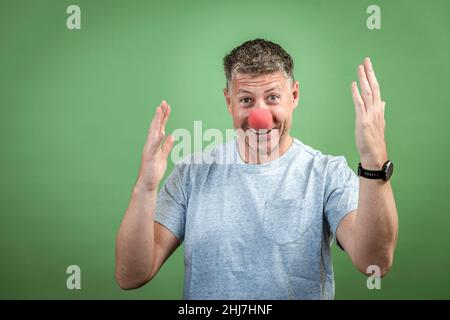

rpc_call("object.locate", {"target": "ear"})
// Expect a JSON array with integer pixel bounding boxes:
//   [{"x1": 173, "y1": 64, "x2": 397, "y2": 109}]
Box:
[
  {"x1": 291, "y1": 80, "x2": 300, "y2": 109},
  {"x1": 223, "y1": 88, "x2": 232, "y2": 114}
]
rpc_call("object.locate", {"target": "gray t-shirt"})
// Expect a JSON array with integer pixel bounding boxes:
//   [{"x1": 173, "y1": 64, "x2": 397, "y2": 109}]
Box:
[{"x1": 154, "y1": 137, "x2": 359, "y2": 300}]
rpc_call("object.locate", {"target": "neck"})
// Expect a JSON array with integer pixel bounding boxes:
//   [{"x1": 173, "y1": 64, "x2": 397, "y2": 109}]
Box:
[{"x1": 237, "y1": 134, "x2": 294, "y2": 164}]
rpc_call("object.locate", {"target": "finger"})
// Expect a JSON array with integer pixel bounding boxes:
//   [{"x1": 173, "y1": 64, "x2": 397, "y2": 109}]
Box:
[
  {"x1": 379, "y1": 101, "x2": 386, "y2": 128},
  {"x1": 358, "y1": 65, "x2": 373, "y2": 111},
  {"x1": 161, "y1": 103, "x2": 171, "y2": 131},
  {"x1": 159, "y1": 100, "x2": 171, "y2": 130},
  {"x1": 162, "y1": 134, "x2": 174, "y2": 158},
  {"x1": 351, "y1": 81, "x2": 366, "y2": 115},
  {"x1": 148, "y1": 105, "x2": 163, "y2": 136},
  {"x1": 364, "y1": 57, "x2": 381, "y2": 103},
  {"x1": 159, "y1": 100, "x2": 167, "y2": 116},
  {"x1": 144, "y1": 105, "x2": 165, "y2": 153},
  {"x1": 146, "y1": 129, "x2": 165, "y2": 154},
  {"x1": 381, "y1": 101, "x2": 386, "y2": 121}
]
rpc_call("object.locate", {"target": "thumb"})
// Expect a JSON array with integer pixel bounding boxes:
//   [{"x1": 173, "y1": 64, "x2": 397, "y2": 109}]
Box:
[{"x1": 162, "y1": 134, "x2": 174, "y2": 158}]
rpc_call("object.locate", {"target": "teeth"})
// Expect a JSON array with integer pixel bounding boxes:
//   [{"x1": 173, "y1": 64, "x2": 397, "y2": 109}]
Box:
[{"x1": 250, "y1": 128, "x2": 273, "y2": 134}]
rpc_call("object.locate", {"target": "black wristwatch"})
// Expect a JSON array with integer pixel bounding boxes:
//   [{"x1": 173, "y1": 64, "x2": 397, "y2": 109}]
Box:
[{"x1": 358, "y1": 160, "x2": 394, "y2": 181}]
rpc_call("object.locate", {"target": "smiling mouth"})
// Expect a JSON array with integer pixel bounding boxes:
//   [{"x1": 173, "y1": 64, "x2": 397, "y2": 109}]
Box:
[{"x1": 248, "y1": 127, "x2": 278, "y2": 135}]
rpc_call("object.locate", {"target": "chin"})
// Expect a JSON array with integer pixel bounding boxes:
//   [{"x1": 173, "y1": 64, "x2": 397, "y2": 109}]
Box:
[{"x1": 248, "y1": 138, "x2": 282, "y2": 156}]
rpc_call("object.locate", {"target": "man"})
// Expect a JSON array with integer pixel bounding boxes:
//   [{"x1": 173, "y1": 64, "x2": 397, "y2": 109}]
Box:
[{"x1": 115, "y1": 39, "x2": 398, "y2": 299}]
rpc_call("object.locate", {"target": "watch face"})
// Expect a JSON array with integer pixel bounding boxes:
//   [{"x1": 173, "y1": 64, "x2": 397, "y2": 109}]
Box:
[{"x1": 385, "y1": 161, "x2": 394, "y2": 180}]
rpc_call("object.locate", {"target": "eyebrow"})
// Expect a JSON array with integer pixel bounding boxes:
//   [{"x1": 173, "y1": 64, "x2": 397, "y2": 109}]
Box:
[{"x1": 237, "y1": 86, "x2": 281, "y2": 94}]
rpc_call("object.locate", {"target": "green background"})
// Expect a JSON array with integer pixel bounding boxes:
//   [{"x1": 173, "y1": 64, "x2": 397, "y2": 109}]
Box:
[{"x1": 1, "y1": 0, "x2": 449, "y2": 299}]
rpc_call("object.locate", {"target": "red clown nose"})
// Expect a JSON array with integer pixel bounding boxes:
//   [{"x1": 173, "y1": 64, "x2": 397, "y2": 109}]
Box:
[{"x1": 248, "y1": 109, "x2": 273, "y2": 130}]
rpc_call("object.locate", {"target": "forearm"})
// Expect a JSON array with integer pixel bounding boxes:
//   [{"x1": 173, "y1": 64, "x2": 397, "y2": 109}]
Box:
[
  {"x1": 114, "y1": 100, "x2": 173, "y2": 289},
  {"x1": 354, "y1": 175, "x2": 398, "y2": 275},
  {"x1": 348, "y1": 57, "x2": 398, "y2": 276},
  {"x1": 115, "y1": 184, "x2": 158, "y2": 288}
]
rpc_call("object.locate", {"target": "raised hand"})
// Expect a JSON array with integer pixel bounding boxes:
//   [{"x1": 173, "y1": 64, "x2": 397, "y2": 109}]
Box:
[
  {"x1": 351, "y1": 57, "x2": 388, "y2": 169},
  {"x1": 136, "y1": 100, "x2": 174, "y2": 192}
]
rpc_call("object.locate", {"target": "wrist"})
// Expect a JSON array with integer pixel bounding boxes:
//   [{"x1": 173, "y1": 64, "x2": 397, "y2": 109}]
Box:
[
  {"x1": 360, "y1": 155, "x2": 388, "y2": 170},
  {"x1": 134, "y1": 178, "x2": 159, "y2": 195}
]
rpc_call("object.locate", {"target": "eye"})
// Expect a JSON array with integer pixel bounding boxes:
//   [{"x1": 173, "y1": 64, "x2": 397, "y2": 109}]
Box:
[
  {"x1": 240, "y1": 97, "x2": 252, "y2": 105},
  {"x1": 268, "y1": 94, "x2": 280, "y2": 103}
]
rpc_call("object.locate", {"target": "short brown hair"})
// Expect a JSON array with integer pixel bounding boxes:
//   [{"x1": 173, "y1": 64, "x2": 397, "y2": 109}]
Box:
[{"x1": 223, "y1": 38, "x2": 295, "y2": 89}]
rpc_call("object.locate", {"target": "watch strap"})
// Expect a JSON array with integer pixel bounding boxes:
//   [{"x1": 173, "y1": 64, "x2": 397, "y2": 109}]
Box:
[{"x1": 358, "y1": 163, "x2": 385, "y2": 180}]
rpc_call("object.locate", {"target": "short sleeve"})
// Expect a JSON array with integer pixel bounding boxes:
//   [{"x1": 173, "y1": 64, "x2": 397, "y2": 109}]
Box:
[
  {"x1": 154, "y1": 164, "x2": 188, "y2": 243},
  {"x1": 324, "y1": 156, "x2": 359, "y2": 245}
]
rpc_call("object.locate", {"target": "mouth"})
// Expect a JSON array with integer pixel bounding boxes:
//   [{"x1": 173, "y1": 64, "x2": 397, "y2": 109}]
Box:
[{"x1": 247, "y1": 126, "x2": 279, "y2": 135}]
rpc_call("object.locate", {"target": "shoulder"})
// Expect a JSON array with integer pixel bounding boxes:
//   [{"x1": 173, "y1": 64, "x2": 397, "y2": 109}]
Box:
[
  {"x1": 170, "y1": 139, "x2": 235, "y2": 177},
  {"x1": 175, "y1": 139, "x2": 235, "y2": 166},
  {"x1": 292, "y1": 138, "x2": 350, "y2": 169}
]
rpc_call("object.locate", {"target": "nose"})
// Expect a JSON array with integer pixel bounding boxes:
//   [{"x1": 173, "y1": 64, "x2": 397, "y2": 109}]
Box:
[
  {"x1": 248, "y1": 108, "x2": 273, "y2": 130},
  {"x1": 253, "y1": 99, "x2": 270, "y2": 111}
]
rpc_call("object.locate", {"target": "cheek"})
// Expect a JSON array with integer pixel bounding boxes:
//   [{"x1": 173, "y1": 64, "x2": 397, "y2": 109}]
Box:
[
  {"x1": 236, "y1": 106, "x2": 250, "y2": 119},
  {"x1": 232, "y1": 107, "x2": 247, "y2": 126},
  {"x1": 272, "y1": 105, "x2": 290, "y2": 123}
]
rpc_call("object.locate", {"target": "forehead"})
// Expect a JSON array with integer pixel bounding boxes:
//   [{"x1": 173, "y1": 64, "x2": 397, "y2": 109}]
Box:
[{"x1": 231, "y1": 71, "x2": 288, "y2": 93}]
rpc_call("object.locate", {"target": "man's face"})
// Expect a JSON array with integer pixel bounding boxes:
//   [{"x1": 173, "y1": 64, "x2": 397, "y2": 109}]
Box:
[{"x1": 224, "y1": 71, "x2": 299, "y2": 156}]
